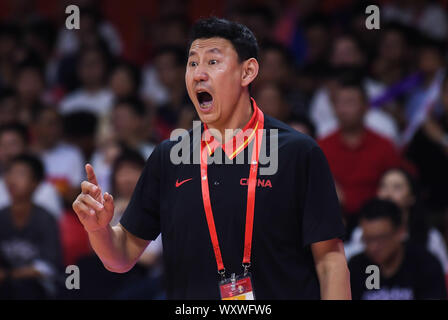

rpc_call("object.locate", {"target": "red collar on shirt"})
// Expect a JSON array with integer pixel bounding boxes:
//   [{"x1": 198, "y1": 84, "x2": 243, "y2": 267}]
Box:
[{"x1": 202, "y1": 97, "x2": 264, "y2": 160}]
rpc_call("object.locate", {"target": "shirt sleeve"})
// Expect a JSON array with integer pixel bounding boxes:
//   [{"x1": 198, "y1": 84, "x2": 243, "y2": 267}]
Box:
[
  {"x1": 301, "y1": 145, "x2": 346, "y2": 247},
  {"x1": 119, "y1": 144, "x2": 162, "y2": 241}
]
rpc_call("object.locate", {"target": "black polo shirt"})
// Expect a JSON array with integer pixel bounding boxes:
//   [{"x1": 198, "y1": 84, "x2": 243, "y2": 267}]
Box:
[{"x1": 120, "y1": 102, "x2": 345, "y2": 299}]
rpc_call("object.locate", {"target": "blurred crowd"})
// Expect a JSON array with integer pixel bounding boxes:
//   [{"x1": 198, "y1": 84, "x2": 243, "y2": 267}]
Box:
[{"x1": 0, "y1": 0, "x2": 447, "y2": 300}]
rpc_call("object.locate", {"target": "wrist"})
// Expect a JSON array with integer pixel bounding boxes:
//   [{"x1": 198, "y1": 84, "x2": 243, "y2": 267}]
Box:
[{"x1": 85, "y1": 224, "x2": 111, "y2": 236}]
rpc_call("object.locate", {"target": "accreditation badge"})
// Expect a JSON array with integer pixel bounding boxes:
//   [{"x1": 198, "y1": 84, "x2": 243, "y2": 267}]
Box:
[{"x1": 219, "y1": 273, "x2": 255, "y2": 300}]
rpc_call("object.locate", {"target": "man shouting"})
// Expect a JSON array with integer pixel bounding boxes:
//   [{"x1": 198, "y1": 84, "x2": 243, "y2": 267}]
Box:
[{"x1": 72, "y1": 17, "x2": 351, "y2": 300}]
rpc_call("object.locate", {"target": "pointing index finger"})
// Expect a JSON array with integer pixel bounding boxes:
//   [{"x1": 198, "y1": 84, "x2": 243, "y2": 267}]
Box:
[{"x1": 85, "y1": 163, "x2": 99, "y2": 186}]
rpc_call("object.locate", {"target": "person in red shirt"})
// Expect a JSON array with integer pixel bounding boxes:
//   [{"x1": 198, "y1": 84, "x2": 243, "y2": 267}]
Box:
[{"x1": 318, "y1": 77, "x2": 403, "y2": 234}]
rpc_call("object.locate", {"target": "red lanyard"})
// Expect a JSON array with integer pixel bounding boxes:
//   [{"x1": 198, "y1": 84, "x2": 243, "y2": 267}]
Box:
[{"x1": 200, "y1": 112, "x2": 264, "y2": 278}]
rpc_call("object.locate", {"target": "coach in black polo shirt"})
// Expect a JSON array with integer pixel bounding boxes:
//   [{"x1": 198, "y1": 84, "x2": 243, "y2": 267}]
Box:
[{"x1": 73, "y1": 17, "x2": 351, "y2": 300}]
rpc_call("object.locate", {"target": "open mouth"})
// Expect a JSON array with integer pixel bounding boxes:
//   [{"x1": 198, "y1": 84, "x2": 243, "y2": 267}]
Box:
[{"x1": 197, "y1": 91, "x2": 213, "y2": 110}]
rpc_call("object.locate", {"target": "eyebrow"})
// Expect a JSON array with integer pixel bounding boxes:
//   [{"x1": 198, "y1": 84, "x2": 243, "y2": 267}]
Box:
[{"x1": 188, "y1": 48, "x2": 222, "y2": 57}]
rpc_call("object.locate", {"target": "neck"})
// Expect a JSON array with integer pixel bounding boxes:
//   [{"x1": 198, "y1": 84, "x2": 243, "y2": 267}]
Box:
[
  {"x1": 340, "y1": 125, "x2": 365, "y2": 147},
  {"x1": 11, "y1": 200, "x2": 32, "y2": 227},
  {"x1": 208, "y1": 93, "x2": 254, "y2": 144},
  {"x1": 381, "y1": 246, "x2": 404, "y2": 278}
]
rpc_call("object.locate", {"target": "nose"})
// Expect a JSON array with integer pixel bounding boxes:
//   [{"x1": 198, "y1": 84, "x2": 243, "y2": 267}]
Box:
[{"x1": 193, "y1": 65, "x2": 209, "y2": 82}]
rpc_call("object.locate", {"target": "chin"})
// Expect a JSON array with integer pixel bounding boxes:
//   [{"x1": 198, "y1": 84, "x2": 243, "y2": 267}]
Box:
[{"x1": 198, "y1": 110, "x2": 220, "y2": 126}]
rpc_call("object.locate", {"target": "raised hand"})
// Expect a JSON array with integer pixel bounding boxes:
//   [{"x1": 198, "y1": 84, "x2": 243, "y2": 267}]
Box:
[{"x1": 72, "y1": 164, "x2": 115, "y2": 233}]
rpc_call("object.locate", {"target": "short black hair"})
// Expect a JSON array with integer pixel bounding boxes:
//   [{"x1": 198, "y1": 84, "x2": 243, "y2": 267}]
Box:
[
  {"x1": 287, "y1": 113, "x2": 316, "y2": 138},
  {"x1": 9, "y1": 153, "x2": 45, "y2": 183},
  {"x1": 114, "y1": 96, "x2": 146, "y2": 117},
  {"x1": 0, "y1": 122, "x2": 29, "y2": 145},
  {"x1": 63, "y1": 111, "x2": 98, "y2": 138},
  {"x1": 335, "y1": 69, "x2": 368, "y2": 102},
  {"x1": 112, "y1": 60, "x2": 143, "y2": 92},
  {"x1": 360, "y1": 198, "x2": 402, "y2": 229},
  {"x1": 0, "y1": 87, "x2": 16, "y2": 102},
  {"x1": 111, "y1": 147, "x2": 146, "y2": 195},
  {"x1": 188, "y1": 17, "x2": 259, "y2": 62}
]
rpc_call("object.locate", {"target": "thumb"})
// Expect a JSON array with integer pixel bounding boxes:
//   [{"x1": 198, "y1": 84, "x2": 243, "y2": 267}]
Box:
[{"x1": 103, "y1": 192, "x2": 114, "y2": 214}]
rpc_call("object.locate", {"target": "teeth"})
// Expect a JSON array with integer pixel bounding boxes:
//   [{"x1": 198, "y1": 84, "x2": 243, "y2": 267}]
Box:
[{"x1": 200, "y1": 100, "x2": 212, "y2": 107}]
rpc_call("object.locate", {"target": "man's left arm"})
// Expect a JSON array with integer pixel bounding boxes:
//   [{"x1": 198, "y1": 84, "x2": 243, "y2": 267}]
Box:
[{"x1": 312, "y1": 238, "x2": 351, "y2": 300}]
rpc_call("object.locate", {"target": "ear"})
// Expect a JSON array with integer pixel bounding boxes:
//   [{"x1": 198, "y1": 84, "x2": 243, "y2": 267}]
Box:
[{"x1": 241, "y1": 58, "x2": 259, "y2": 88}]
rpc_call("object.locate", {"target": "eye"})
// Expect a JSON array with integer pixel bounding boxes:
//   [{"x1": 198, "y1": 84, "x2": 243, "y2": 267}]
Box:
[
  {"x1": 209, "y1": 59, "x2": 217, "y2": 65},
  {"x1": 189, "y1": 61, "x2": 198, "y2": 67}
]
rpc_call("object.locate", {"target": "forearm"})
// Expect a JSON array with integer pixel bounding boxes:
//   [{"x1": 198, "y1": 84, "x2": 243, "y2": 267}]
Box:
[
  {"x1": 87, "y1": 225, "x2": 137, "y2": 273},
  {"x1": 318, "y1": 256, "x2": 352, "y2": 300}
]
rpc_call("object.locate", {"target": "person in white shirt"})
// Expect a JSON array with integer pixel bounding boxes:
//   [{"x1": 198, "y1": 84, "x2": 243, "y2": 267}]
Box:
[
  {"x1": 310, "y1": 34, "x2": 399, "y2": 144},
  {"x1": 111, "y1": 97, "x2": 155, "y2": 160},
  {"x1": 31, "y1": 106, "x2": 84, "y2": 204},
  {"x1": 60, "y1": 47, "x2": 113, "y2": 117},
  {"x1": 0, "y1": 123, "x2": 62, "y2": 218}
]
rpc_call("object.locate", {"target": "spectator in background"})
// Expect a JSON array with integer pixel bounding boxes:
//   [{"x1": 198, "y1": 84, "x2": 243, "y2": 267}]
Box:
[
  {"x1": 239, "y1": 4, "x2": 276, "y2": 46},
  {"x1": 0, "y1": 123, "x2": 62, "y2": 219},
  {"x1": 30, "y1": 106, "x2": 84, "y2": 206},
  {"x1": 59, "y1": 46, "x2": 113, "y2": 117},
  {"x1": 300, "y1": 14, "x2": 331, "y2": 66},
  {"x1": 0, "y1": 89, "x2": 19, "y2": 126},
  {"x1": 148, "y1": 46, "x2": 194, "y2": 141},
  {"x1": 256, "y1": 41, "x2": 307, "y2": 115},
  {"x1": 112, "y1": 97, "x2": 154, "y2": 160},
  {"x1": 109, "y1": 148, "x2": 147, "y2": 226},
  {"x1": 55, "y1": 3, "x2": 122, "y2": 58},
  {"x1": 148, "y1": 14, "x2": 190, "y2": 49},
  {"x1": 141, "y1": 15, "x2": 190, "y2": 106},
  {"x1": 90, "y1": 134, "x2": 123, "y2": 196},
  {"x1": 287, "y1": 113, "x2": 316, "y2": 139},
  {"x1": 349, "y1": 198, "x2": 446, "y2": 300},
  {"x1": 405, "y1": 37, "x2": 445, "y2": 125},
  {"x1": 15, "y1": 61, "x2": 46, "y2": 125},
  {"x1": 254, "y1": 81, "x2": 291, "y2": 122},
  {"x1": 0, "y1": 23, "x2": 20, "y2": 91},
  {"x1": 406, "y1": 70, "x2": 448, "y2": 212},
  {"x1": 345, "y1": 168, "x2": 448, "y2": 276},
  {"x1": 63, "y1": 111, "x2": 98, "y2": 164},
  {"x1": 62, "y1": 149, "x2": 157, "y2": 300},
  {"x1": 382, "y1": 0, "x2": 448, "y2": 41},
  {"x1": 109, "y1": 148, "x2": 165, "y2": 300},
  {"x1": 109, "y1": 61, "x2": 142, "y2": 100},
  {"x1": 371, "y1": 23, "x2": 412, "y2": 87},
  {"x1": 0, "y1": 154, "x2": 63, "y2": 299},
  {"x1": 310, "y1": 35, "x2": 399, "y2": 143},
  {"x1": 318, "y1": 78, "x2": 404, "y2": 235},
  {"x1": 0, "y1": 123, "x2": 28, "y2": 174},
  {"x1": 294, "y1": 14, "x2": 331, "y2": 103}
]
